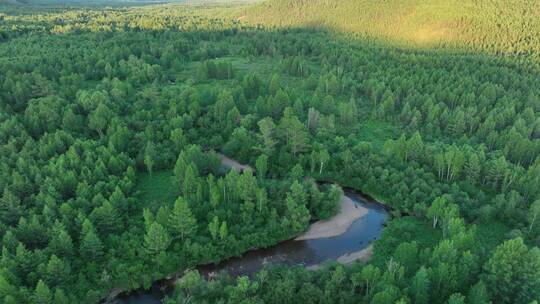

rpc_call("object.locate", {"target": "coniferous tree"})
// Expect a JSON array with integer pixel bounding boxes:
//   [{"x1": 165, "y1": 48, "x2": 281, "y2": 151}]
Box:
[
  {"x1": 31, "y1": 280, "x2": 52, "y2": 304},
  {"x1": 169, "y1": 197, "x2": 197, "y2": 241},
  {"x1": 79, "y1": 231, "x2": 103, "y2": 262},
  {"x1": 144, "y1": 222, "x2": 171, "y2": 256},
  {"x1": 411, "y1": 266, "x2": 430, "y2": 304}
]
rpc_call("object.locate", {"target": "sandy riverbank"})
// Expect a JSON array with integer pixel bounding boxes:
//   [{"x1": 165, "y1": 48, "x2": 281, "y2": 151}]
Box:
[
  {"x1": 336, "y1": 244, "x2": 373, "y2": 264},
  {"x1": 306, "y1": 245, "x2": 373, "y2": 271},
  {"x1": 296, "y1": 195, "x2": 369, "y2": 240},
  {"x1": 218, "y1": 153, "x2": 254, "y2": 172}
]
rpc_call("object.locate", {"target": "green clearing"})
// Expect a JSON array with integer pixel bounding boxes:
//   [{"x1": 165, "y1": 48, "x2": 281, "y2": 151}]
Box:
[
  {"x1": 135, "y1": 170, "x2": 177, "y2": 211},
  {"x1": 355, "y1": 120, "x2": 398, "y2": 150}
]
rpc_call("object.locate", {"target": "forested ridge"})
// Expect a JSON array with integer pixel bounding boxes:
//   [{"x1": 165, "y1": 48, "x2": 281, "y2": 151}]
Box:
[
  {"x1": 0, "y1": 2, "x2": 540, "y2": 304},
  {"x1": 240, "y1": 0, "x2": 540, "y2": 59}
]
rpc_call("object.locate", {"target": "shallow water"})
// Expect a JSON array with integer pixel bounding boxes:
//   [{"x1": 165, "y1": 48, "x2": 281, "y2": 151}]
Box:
[{"x1": 115, "y1": 192, "x2": 388, "y2": 304}]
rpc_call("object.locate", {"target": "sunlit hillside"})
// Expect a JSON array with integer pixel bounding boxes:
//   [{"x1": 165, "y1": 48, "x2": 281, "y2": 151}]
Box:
[{"x1": 239, "y1": 0, "x2": 540, "y2": 55}]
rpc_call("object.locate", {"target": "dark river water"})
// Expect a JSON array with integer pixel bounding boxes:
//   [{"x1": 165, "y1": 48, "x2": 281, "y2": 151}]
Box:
[{"x1": 114, "y1": 192, "x2": 388, "y2": 304}]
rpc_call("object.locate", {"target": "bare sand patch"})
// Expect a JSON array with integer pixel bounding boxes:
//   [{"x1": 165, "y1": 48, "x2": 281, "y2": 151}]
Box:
[
  {"x1": 336, "y1": 244, "x2": 373, "y2": 264},
  {"x1": 296, "y1": 195, "x2": 368, "y2": 240},
  {"x1": 306, "y1": 245, "x2": 374, "y2": 271},
  {"x1": 218, "y1": 153, "x2": 253, "y2": 172}
]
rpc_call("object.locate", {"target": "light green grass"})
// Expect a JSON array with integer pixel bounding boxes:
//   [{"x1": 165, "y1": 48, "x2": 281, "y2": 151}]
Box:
[
  {"x1": 178, "y1": 56, "x2": 309, "y2": 82},
  {"x1": 356, "y1": 120, "x2": 398, "y2": 150},
  {"x1": 136, "y1": 170, "x2": 177, "y2": 211},
  {"x1": 227, "y1": 57, "x2": 276, "y2": 74}
]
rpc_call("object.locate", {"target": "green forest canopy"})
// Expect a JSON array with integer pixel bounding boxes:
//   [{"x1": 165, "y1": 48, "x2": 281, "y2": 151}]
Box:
[
  {"x1": 0, "y1": 1, "x2": 539, "y2": 303},
  {"x1": 239, "y1": 0, "x2": 540, "y2": 57}
]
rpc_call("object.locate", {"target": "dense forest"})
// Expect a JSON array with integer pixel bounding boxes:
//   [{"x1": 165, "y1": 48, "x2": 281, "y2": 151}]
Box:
[
  {"x1": 0, "y1": 1, "x2": 540, "y2": 303},
  {"x1": 241, "y1": 0, "x2": 540, "y2": 59}
]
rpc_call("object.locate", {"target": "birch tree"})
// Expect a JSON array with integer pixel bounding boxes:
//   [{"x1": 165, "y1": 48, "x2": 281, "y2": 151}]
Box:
[
  {"x1": 528, "y1": 199, "x2": 540, "y2": 233},
  {"x1": 319, "y1": 149, "x2": 330, "y2": 174},
  {"x1": 427, "y1": 197, "x2": 446, "y2": 229}
]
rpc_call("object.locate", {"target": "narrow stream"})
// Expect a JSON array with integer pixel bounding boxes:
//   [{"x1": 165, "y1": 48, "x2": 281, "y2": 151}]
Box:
[{"x1": 115, "y1": 191, "x2": 388, "y2": 304}]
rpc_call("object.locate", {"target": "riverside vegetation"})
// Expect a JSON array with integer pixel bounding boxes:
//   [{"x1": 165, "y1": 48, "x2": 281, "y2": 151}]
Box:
[{"x1": 0, "y1": 1, "x2": 540, "y2": 303}]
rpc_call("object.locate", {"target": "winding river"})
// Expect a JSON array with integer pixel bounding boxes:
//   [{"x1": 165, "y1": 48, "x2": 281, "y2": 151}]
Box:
[{"x1": 114, "y1": 191, "x2": 388, "y2": 304}]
